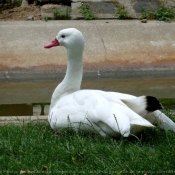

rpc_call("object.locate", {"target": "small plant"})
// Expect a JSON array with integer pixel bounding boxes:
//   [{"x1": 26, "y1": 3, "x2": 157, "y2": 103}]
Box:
[
  {"x1": 141, "y1": 3, "x2": 175, "y2": 22},
  {"x1": 54, "y1": 7, "x2": 71, "y2": 20},
  {"x1": 117, "y1": 5, "x2": 130, "y2": 19},
  {"x1": 78, "y1": 4, "x2": 95, "y2": 20},
  {"x1": 43, "y1": 16, "x2": 51, "y2": 22},
  {"x1": 141, "y1": 7, "x2": 154, "y2": 20}
]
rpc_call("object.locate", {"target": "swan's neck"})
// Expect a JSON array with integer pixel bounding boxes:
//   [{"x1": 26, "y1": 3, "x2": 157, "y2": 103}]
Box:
[{"x1": 50, "y1": 49, "x2": 83, "y2": 111}]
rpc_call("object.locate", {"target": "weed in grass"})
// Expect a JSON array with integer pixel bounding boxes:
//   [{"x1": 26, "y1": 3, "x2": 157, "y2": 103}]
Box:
[
  {"x1": 78, "y1": 4, "x2": 95, "y2": 20},
  {"x1": 141, "y1": 3, "x2": 175, "y2": 22},
  {"x1": 1, "y1": 109, "x2": 175, "y2": 174},
  {"x1": 54, "y1": 7, "x2": 71, "y2": 20}
]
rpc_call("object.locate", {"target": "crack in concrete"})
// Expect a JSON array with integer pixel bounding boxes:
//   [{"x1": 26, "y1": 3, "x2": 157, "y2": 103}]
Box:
[
  {"x1": 95, "y1": 24, "x2": 107, "y2": 63},
  {"x1": 95, "y1": 24, "x2": 109, "y2": 91},
  {"x1": 87, "y1": 21, "x2": 108, "y2": 91}
]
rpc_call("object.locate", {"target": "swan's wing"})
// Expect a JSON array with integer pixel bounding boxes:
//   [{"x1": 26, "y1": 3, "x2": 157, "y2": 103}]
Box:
[
  {"x1": 86, "y1": 100, "x2": 154, "y2": 137},
  {"x1": 50, "y1": 90, "x2": 154, "y2": 137}
]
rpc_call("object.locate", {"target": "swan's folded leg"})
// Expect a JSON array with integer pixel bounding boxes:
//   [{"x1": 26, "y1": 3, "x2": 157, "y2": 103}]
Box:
[{"x1": 146, "y1": 110, "x2": 175, "y2": 132}]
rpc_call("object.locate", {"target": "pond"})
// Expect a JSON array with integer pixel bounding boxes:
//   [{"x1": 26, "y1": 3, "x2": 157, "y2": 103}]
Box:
[{"x1": 0, "y1": 77, "x2": 174, "y2": 116}]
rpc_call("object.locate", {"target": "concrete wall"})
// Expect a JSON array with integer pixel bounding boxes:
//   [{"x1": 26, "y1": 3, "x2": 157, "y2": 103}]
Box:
[{"x1": 0, "y1": 20, "x2": 175, "y2": 81}]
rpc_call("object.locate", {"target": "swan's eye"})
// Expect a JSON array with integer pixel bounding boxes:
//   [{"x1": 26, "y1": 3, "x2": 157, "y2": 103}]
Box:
[{"x1": 61, "y1": 35, "x2": 65, "y2": 38}]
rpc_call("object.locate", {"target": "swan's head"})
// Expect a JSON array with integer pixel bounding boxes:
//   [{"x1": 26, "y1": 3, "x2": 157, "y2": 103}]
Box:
[{"x1": 44, "y1": 28, "x2": 84, "y2": 51}]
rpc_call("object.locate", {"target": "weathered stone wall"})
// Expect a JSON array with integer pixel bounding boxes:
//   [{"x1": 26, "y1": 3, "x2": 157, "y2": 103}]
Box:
[{"x1": 39, "y1": 0, "x2": 175, "y2": 20}]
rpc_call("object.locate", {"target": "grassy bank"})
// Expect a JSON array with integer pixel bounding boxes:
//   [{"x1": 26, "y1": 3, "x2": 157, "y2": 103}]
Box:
[{"x1": 0, "y1": 110, "x2": 175, "y2": 175}]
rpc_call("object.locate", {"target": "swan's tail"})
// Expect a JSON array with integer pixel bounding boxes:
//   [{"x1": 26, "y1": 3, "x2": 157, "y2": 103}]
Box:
[
  {"x1": 122, "y1": 96, "x2": 175, "y2": 133},
  {"x1": 121, "y1": 96, "x2": 162, "y2": 116}
]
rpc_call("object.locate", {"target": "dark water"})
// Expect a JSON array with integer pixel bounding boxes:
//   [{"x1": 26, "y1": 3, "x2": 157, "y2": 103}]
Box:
[{"x1": 0, "y1": 78, "x2": 175, "y2": 116}]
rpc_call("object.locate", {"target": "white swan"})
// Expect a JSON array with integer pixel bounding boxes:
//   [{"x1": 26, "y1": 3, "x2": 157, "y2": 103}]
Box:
[{"x1": 44, "y1": 28, "x2": 175, "y2": 138}]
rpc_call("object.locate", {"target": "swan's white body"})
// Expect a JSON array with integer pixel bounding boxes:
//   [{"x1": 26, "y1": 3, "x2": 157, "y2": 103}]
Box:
[{"x1": 45, "y1": 28, "x2": 175, "y2": 138}]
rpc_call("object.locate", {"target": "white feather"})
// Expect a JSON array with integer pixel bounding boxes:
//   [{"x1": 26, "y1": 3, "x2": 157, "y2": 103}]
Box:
[{"x1": 49, "y1": 90, "x2": 154, "y2": 137}]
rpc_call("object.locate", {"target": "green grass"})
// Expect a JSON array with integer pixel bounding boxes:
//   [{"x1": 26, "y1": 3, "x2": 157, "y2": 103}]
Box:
[
  {"x1": 159, "y1": 99, "x2": 175, "y2": 110},
  {"x1": 0, "y1": 110, "x2": 175, "y2": 175}
]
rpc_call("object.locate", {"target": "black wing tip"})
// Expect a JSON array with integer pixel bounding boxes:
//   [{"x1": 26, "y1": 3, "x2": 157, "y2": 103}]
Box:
[{"x1": 146, "y1": 96, "x2": 162, "y2": 112}]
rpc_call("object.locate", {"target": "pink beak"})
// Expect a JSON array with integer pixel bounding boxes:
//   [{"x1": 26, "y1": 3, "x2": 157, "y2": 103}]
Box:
[{"x1": 44, "y1": 38, "x2": 59, "y2": 49}]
